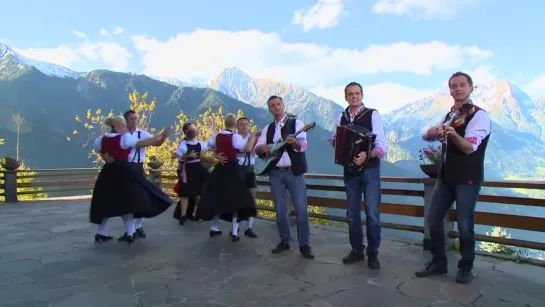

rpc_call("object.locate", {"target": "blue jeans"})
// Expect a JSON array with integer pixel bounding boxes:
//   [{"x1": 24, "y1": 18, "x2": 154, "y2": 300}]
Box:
[
  {"x1": 269, "y1": 170, "x2": 310, "y2": 246},
  {"x1": 344, "y1": 167, "x2": 381, "y2": 255},
  {"x1": 428, "y1": 180, "x2": 480, "y2": 271}
]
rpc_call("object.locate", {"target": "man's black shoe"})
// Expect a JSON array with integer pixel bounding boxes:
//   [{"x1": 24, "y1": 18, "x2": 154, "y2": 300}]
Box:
[
  {"x1": 272, "y1": 242, "x2": 290, "y2": 254},
  {"x1": 342, "y1": 251, "x2": 365, "y2": 264},
  {"x1": 415, "y1": 261, "x2": 448, "y2": 277}
]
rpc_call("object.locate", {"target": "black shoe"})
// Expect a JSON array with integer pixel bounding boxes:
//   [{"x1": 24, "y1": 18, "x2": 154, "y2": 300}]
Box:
[
  {"x1": 94, "y1": 234, "x2": 113, "y2": 243},
  {"x1": 118, "y1": 233, "x2": 135, "y2": 244},
  {"x1": 244, "y1": 228, "x2": 258, "y2": 238},
  {"x1": 455, "y1": 270, "x2": 473, "y2": 284},
  {"x1": 209, "y1": 230, "x2": 222, "y2": 237},
  {"x1": 188, "y1": 215, "x2": 199, "y2": 221},
  {"x1": 368, "y1": 255, "x2": 381, "y2": 270},
  {"x1": 299, "y1": 245, "x2": 315, "y2": 259},
  {"x1": 342, "y1": 251, "x2": 365, "y2": 264},
  {"x1": 179, "y1": 216, "x2": 188, "y2": 225},
  {"x1": 231, "y1": 234, "x2": 240, "y2": 242},
  {"x1": 135, "y1": 227, "x2": 146, "y2": 238},
  {"x1": 415, "y1": 261, "x2": 448, "y2": 277},
  {"x1": 272, "y1": 242, "x2": 290, "y2": 254}
]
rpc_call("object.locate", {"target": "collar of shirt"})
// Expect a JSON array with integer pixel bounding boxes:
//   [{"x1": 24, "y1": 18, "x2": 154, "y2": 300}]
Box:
[
  {"x1": 275, "y1": 115, "x2": 287, "y2": 128},
  {"x1": 222, "y1": 129, "x2": 234, "y2": 134},
  {"x1": 344, "y1": 104, "x2": 365, "y2": 123},
  {"x1": 238, "y1": 133, "x2": 249, "y2": 140},
  {"x1": 185, "y1": 139, "x2": 200, "y2": 145}
]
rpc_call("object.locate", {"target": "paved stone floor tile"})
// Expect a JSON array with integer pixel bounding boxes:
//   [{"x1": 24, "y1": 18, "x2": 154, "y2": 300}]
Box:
[{"x1": 1, "y1": 199, "x2": 545, "y2": 306}]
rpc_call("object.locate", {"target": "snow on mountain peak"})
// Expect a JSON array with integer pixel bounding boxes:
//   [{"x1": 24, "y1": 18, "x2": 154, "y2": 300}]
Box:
[{"x1": 0, "y1": 42, "x2": 80, "y2": 79}]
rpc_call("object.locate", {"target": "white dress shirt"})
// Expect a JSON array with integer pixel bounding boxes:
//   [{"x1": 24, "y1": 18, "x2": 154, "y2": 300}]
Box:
[
  {"x1": 329, "y1": 106, "x2": 388, "y2": 159},
  {"x1": 236, "y1": 134, "x2": 256, "y2": 166},
  {"x1": 174, "y1": 139, "x2": 208, "y2": 159},
  {"x1": 423, "y1": 108, "x2": 491, "y2": 153},
  {"x1": 93, "y1": 133, "x2": 137, "y2": 152},
  {"x1": 254, "y1": 115, "x2": 308, "y2": 167},
  {"x1": 125, "y1": 129, "x2": 153, "y2": 163},
  {"x1": 207, "y1": 130, "x2": 246, "y2": 151}
]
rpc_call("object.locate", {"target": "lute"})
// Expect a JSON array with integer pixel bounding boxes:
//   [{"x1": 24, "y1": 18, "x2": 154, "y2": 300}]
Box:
[{"x1": 254, "y1": 122, "x2": 316, "y2": 175}]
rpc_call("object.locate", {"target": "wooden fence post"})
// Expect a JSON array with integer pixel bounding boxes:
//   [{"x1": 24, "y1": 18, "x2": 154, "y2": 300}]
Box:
[
  {"x1": 422, "y1": 178, "x2": 454, "y2": 251},
  {"x1": 3, "y1": 170, "x2": 18, "y2": 203}
]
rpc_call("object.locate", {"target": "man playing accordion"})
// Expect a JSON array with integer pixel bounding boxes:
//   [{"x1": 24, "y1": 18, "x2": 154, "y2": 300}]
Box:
[{"x1": 329, "y1": 82, "x2": 387, "y2": 270}]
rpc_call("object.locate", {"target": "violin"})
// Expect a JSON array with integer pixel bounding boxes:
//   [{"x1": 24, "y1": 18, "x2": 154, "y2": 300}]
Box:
[{"x1": 443, "y1": 103, "x2": 476, "y2": 129}]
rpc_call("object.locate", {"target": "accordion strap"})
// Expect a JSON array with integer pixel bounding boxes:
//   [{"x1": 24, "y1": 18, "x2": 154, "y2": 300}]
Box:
[{"x1": 343, "y1": 107, "x2": 373, "y2": 124}]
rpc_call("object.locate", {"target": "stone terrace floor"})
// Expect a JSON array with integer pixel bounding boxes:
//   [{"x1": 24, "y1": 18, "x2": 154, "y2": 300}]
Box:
[{"x1": 1, "y1": 199, "x2": 545, "y2": 307}]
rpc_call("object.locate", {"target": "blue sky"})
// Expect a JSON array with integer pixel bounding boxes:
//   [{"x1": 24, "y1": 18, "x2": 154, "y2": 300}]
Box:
[{"x1": 1, "y1": 0, "x2": 544, "y2": 112}]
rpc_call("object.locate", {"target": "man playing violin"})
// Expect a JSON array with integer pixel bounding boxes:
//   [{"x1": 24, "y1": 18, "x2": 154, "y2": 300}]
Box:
[
  {"x1": 416, "y1": 72, "x2": 491, "y2": 284},
  {"x1": 329, "y1": 82, "x2": 387, "y2": 270}
]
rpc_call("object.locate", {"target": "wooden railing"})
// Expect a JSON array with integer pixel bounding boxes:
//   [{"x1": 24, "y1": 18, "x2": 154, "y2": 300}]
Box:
[{"x1": 1, "y1": 168, "x2": 545, "y2": 253}]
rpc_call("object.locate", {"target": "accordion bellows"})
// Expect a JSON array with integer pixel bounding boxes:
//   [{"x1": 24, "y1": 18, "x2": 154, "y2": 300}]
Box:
[{"x1": 334, "y1": 125, "x2": 377, "y2": 171}]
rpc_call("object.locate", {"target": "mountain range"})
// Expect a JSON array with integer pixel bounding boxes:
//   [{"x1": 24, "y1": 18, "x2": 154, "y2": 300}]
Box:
[{"x1": 1, "y1": 42, "x2": 544, "y2": 183}]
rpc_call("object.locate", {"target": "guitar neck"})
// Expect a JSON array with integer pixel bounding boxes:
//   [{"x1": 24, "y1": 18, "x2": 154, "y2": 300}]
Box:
[{"x1": 276, "y1": 126, "x2": 306, "y2": 147}]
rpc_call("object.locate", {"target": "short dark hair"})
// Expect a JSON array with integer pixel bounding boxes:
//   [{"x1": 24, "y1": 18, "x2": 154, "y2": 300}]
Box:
[
  {"x1": 267, "y1": 95, "x2": 283, "y2": 107},
  {"x1": 448, "y1": 72, "x2": 473, "y2": 87},
  {"x1": 237, "y1": 117, "x2": 249, "y2": 123},
  {"x1": 182, "y1": 122, "x2": 193, "y2": 133},
  {"x1": 123, "y1": 110, "x2": 136, "y2": 120},
  {"x1": 344, "y1": 82, "x2": 363, "y2": 96}
]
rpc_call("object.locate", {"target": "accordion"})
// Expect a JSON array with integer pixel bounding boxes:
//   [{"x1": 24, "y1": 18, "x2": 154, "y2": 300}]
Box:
[{"x1": 334, "y1": 125, "x2": 376, "y2": 171}]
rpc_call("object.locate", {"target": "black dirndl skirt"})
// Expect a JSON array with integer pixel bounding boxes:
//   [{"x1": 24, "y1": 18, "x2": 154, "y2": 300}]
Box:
[
  {"x1": 89, "y1": 161, "x2": 174, "y2": 224},
  {"x1": 173, "y1": 169, "x2": 198, "y2": 220},
  {"x1": 197, "y1": 161, "x2": 257, "y2": 222},
  {"x1": 178, "y1": 162, "x2": 208, "y2": 198}
]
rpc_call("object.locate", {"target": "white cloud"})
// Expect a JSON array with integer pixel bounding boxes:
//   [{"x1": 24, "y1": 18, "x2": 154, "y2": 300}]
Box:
[
  {"x1": 100, "y1": 26, "x2": 124, "y2": 36},
  {"x1": 468, "y1": 65, "x2": 497, "y2": 84},
  {"x1": 292, "y1": 0, "x2": 345, "y2": 31},
  {"x1": 113, "y1": 26, "x2": 124, "y2": 35},
  {"x1": 131, "y1": 29, "x2": 492, "y2": 87},
  {"x1": 526, "y1": 75, "x2": 545, "y2": 97},
  {"x1": 72, "y1": 31, "x2": 87, "y2": 39},
  {"x1": 313, "y1": 82, "x2": 434, "y2": 113},
  {"x1": 16, "y1": 45, "x2": 80, "y2": 67},
  {"x1": 77, "y1": 42, "x2": 133, "y2": 71},
  {"x1": 16, "y1": 31, "x2": 133, "y2": 71},
  {"x1": 372, "y1": 0, "x2": 480, "y2": 19}
]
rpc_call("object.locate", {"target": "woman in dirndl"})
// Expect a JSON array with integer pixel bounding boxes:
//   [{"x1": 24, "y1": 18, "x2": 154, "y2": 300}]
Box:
[
  {"x1": 90, "y1": 116, "x2": 173, "y2": 243},
  {"x1": 173, "y1": 122, "x2": 209, "y2": 225},
  {"x1": 197, "y1": 113, "x2": 260, "y2": 242}
]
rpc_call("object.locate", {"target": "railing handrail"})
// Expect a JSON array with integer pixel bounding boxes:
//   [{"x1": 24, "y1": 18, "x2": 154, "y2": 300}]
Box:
[
  {"x1": 3, "y1": 168, "x2": 543, "y2": 190},
  {"x1": 2, "y1": 167, "x2": 545, "y2": 253}
]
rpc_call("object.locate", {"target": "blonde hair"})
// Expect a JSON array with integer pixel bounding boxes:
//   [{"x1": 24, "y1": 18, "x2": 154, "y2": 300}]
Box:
[
  {"x1": 104, "y1": 116, "x2": 126, "y2": 133},
  {"x1": 224, "y1": 113, "x2": 237, "y2": 129}
]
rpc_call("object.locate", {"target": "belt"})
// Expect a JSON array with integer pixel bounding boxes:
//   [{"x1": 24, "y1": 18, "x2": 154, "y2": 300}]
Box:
[{"x1": 273, "y1": 166, "x2": 292, "y2": 172}]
